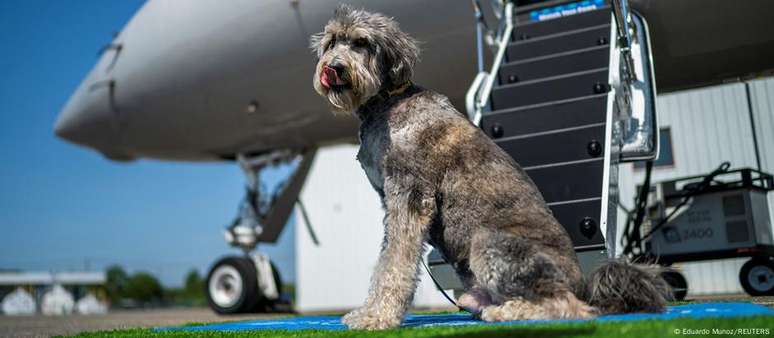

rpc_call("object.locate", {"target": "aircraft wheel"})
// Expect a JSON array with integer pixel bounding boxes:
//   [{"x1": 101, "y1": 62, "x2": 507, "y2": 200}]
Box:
[
  {"x1": 661, "y1": 270, "x2": 688, "y2": 301},
  {"x1": 739, "y1": 257, "x2": 774, "y2": 296},
  {"x1": 206, "y1": 256, "x2": 261, "y2": 314}
]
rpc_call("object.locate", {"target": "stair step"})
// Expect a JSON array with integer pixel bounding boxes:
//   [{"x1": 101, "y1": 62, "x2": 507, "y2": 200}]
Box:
[
  {"x1": 498, "y1": 45, "x2": 609, "y2": 85},
  {"x1": 526, "y1": 159, "x2": 603, "y2": 203},
  {"x1": 512, "y1": 6, "x2": 611, "y2": 41},
  {"x1": 506, "y1": 25, "x2": 610, "y2": 62},
  {"x1": 550, "y1": 199, "x2": 605, "y2": 247},
  {"x1": 491, "y1": 68, "x2": 609, "y2": 110},
  {"x1": 482, "y1": 94, "x2": 608, "y2": 139},
  {"x1": 494, "y1": 124, "x2": 605, "y2": 168},
  {"x1": 482, "y1": 4, "x2": 613, "y2": 251}
]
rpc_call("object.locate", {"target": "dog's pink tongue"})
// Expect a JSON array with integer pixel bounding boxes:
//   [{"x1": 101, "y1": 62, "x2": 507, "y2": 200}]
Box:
[{"x1": 321, "y1": 66, "x2": 338, "y2": 89}]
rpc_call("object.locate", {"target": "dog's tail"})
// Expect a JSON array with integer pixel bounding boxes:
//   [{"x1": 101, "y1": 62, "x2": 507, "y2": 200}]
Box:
[{"x1": 584, "y1": 260, "x2": 672, "y2": 314}]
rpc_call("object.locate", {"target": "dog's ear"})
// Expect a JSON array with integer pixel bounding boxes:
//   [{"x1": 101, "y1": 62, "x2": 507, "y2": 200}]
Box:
[
  {"x1": 383, "y1": 29, "x2": 420, "y2": 86},
  {"x1": 309, "y1": 31, "x2": 326, "y2": 57}
]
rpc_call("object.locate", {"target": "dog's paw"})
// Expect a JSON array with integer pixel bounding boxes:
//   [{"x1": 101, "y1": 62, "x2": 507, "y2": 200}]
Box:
[
  {"x1": 341, "y1": 307, "x2": 366, "y2": 326},
  {"x1": 457, "y1": 288, "x2": 493, "y2": 315},
  {"x1": 342, "y1": 307, "x2": 400, "y2": 330},
  {"x1": 480, "y1": 305, "x2": 507, "y2": 322},
  {"x1": 479, "y1": 299, "x2": 535, "y2": 322}
]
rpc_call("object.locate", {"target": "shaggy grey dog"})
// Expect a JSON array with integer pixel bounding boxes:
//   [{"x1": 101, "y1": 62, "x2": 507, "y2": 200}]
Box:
[{"x1": 311, "y1": 5, "x2": 670, "y2": 330}]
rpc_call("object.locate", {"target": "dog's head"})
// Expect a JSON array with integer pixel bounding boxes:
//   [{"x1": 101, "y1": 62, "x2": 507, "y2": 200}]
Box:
[{"x1": 311, "y1": 5, "x2": 419, "y2": 115}]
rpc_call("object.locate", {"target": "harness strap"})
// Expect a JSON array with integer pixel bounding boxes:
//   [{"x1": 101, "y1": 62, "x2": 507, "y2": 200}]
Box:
[{"x1": 378, "y1": 81, "x2": 412, "y2": 100}]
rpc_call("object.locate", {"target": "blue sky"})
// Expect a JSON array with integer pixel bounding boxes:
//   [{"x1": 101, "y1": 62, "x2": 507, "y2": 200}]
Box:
[{"x1": 0, "y1": 0, "x2": 296, "y2": 287}]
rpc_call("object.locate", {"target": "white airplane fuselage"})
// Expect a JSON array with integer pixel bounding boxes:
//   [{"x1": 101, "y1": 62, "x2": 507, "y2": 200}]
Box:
[
  {"x1": 54, "y1": 0, "x2": 477, "y2": 161},
  {"x1": 55, "y1": 0, "x2": 774, "y2": 161}
]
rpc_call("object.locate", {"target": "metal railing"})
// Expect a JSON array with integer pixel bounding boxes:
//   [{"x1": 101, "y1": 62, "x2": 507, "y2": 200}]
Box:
[
  {"x1": 466, "y1": 0, "x2": 514, "y2": 126},
  {"x1": 611, "y1": 0, "x2": 637, "y2": 83},
  {"x1": 612, "y1": 0, "x2": 659, "y2": 161}
]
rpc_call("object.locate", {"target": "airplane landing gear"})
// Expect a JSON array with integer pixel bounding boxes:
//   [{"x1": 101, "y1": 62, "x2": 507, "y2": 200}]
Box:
[
  {"x1": 206, "y1": 255, "x2": 283, "y2": 314},
  {"x1": 205, "y1": 149, "x2": 315, "y2": 314},
  {"x1": 207, "y1": 256, "x2": 257, "y2": 313}
]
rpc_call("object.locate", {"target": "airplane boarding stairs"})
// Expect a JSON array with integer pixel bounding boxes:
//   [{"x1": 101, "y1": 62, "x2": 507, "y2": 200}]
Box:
[{"x1": 428, "y1": 0, "x2": 658, "y2": 292}]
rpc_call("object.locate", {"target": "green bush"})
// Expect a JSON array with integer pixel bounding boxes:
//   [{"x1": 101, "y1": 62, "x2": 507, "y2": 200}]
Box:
[
  {"x1": 123, "y1": 272, "x2": 163, "y2": 304},
  {"x1": 105, "y1": 265, "x2": 129, "y2": 305}
]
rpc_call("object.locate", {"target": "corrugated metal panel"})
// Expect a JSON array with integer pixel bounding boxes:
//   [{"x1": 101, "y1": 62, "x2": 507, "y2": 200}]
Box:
[
  {"x1": 618, "y1": 82, "x2": 772, "y2": 296},
  {"x1": 749, "y1": 77, "x2": 774, "y2": 223},
  {"x1": 749, "y1": 78, "x2": 774, "y2": 171},
  {"x1": 643, "y1": 83, "x2": 757, "y2": 179},
  {"x1": 295, "y1": 145, "x2": 449, "y2": 312},
  {"x1": 680, "y1": 259, "x2": 745, "y2": 295}
]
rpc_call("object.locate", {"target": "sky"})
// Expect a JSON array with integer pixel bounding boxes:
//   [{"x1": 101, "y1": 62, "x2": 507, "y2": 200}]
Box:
[{"x1": 0, "y1": 0, "x2": 296, "y2": 287}]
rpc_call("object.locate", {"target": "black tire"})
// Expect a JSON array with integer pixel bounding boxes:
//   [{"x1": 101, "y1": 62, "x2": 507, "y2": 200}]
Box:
[
  {"x1": 661, "y1": 270, "x2": 688, "y2": 301},
  {"x1": 739, "y1": 257, "x2": 774, "y2": 296},
  {"x1": 205, "y1": 256, "x2": 261, "y2": 314}
]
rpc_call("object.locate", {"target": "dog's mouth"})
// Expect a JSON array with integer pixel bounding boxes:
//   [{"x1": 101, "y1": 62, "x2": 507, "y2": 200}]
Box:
[{"x1": 320, "y1": 65, "x2": 349, "y2": 91}]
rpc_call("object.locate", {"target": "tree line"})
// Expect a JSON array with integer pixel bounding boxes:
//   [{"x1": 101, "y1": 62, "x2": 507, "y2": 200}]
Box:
[{"x1": 105, "y1": 265, "x2": 205, "y2": 308}]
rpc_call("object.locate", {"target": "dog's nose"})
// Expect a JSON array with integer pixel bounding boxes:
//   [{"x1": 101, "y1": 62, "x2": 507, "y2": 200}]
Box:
[{"x1": 327, "y1": 62, "x2": 345, "y2": 74}]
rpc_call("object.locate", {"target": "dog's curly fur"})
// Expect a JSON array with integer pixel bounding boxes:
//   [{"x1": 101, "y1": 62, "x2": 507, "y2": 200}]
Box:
[{"x1": 311, "y1": 5, "x2": 670, "y2": 330}]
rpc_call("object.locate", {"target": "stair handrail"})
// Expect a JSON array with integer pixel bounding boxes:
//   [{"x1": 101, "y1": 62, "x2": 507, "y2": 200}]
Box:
[
  {"x1": 466, "y1": 0, "x2": 514, "y2": 126},
  {"x1": 613, "y1": 1, "x2": 660, "y2": 161},
  {"x1": 612, "y1": 0, "x2": 637, "y2": 84},
  {"x1": 619, "y1": 13, "x2": 659, "y2": 162}
]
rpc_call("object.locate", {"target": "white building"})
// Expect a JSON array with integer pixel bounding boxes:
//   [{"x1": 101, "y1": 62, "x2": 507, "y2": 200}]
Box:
[
  {"x1": 75, "y1": 293, "x2": 108, "y2": 315},
  {"x1": 294, "y1": 78, "x2": 774, "y2": 310},
  {"x1": 1, "y1": 288, "x2": 36, "y2": 315},
  {"x1": 0, "y1": 271, "x2": 107, "y2": 315},
  {"x1": 41, "y1": 285, "x2": 75, "y2": 316}
]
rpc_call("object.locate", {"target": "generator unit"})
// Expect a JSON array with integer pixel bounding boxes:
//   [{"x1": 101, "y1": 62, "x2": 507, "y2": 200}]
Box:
[{"x1": 643, "y1": 167, "x2": 774, "y2": 296}]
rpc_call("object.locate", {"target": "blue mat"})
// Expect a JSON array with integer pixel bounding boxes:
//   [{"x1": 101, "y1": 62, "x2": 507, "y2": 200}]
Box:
[{"x1": 160, "y1": 303, "x2": 772, "y2": 332}]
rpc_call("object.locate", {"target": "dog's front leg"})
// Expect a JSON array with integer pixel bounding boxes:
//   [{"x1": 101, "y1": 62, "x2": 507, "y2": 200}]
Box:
[{"x1": 342, "y1": 185, "x2": 434, "y2": 330}]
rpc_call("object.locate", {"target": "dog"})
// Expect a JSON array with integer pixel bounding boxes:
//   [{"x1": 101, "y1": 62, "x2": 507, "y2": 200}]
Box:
[{"x1": 311, "y1": 5, "x2": 671, "y2": 330}]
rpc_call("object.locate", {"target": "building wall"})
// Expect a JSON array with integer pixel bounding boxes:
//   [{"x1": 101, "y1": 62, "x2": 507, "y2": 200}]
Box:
[
  {"x1": 749, "y1": 78, "x2": 774, "y2": 173},
  {"x1": 618, "y1": 79, "x2": 774, "y2": 296},
  {"x1": 295, "y1": 145, "x2": 450, "y2": 312}
]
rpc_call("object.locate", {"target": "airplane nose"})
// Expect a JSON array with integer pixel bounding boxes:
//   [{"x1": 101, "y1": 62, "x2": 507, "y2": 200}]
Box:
[
  {"x1": 54, "y1": 80, "x2": 135, "y2": 161},
  {"x1": 54, "y1": 80, "x2": 113, "y2": 144}
]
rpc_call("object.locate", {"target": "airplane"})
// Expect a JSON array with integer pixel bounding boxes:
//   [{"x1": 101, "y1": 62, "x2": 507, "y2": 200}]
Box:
[{"x1": 54, "y1": 0, "x2": 774, "y2": 313}]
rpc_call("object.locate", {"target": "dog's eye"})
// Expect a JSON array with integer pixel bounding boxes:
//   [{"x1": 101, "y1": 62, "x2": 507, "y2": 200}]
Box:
[
  {"x1": 354, "y1": 38, "x2": 369, "y2": 48},
  {"x1": 326, "y1": 36, "x2": 336, "y2": 50}
]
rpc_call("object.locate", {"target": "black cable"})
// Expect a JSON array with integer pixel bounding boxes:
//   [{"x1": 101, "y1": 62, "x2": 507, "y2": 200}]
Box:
[
  {"x1": 623, "y1": 161, "x2": 732, "y2": 259},
  {"x1": 641, "y1": 162, "x2": 731, "y2": 241},
  {"x1": 631, "y1": 160, "x2": 653, "y2": 254},
  {"x1": 622, "y1": 160, "x2": 653, "y2": 257}
]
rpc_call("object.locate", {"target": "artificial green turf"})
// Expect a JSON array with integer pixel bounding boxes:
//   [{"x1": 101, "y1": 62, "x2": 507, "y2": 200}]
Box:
[{"x1": 66, "y1": 315, "x2": 773, "y2": 338}]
